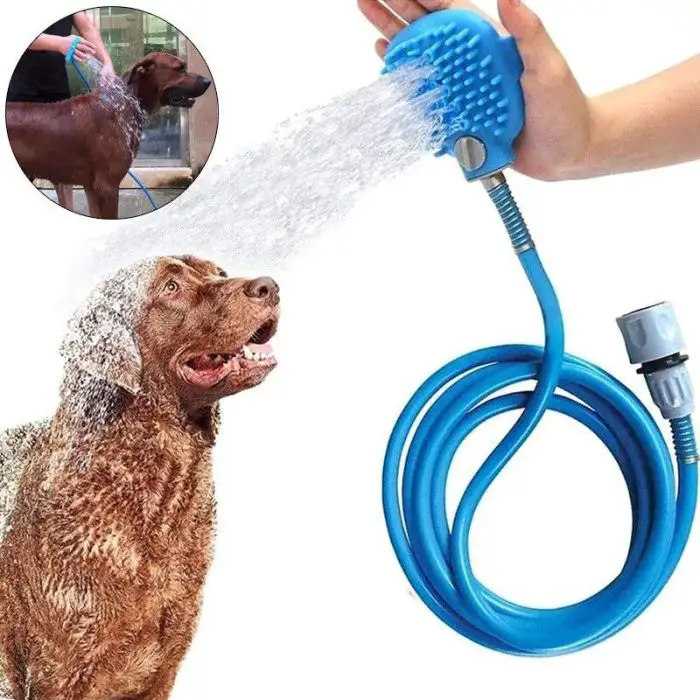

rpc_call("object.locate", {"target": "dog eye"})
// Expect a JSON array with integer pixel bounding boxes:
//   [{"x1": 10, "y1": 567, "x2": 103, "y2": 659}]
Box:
[
  {"x1": 164, "y1": 280, "x2": 179, "y2": 293},
  {"x1": 218, "y1": 269, "x2": 228, "y2": 278},
  {"x1": 178, "y1": 65, "x2": 187, "y2": 72}
]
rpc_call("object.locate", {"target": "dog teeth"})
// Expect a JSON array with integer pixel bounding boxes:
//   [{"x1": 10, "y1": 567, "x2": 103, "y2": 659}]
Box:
[{"x1": 241, "y1": 344, "x2": 275, "y2": 362}]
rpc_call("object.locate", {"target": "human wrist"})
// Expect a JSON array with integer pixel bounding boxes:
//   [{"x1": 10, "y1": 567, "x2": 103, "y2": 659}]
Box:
[
  {"x1": 56, "y1": 35, "x2": 76, "y2": 56},
  {"x1": 545, "y1": 96, "x2": 609, "y2": 181}
]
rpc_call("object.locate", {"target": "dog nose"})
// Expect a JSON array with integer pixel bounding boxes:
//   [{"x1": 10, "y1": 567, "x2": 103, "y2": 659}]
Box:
[
  {"x1": 197, "y1": 76, "x2": 212, "y2": 91},
  {"x1": 244, "y1": 277, "x2": 279, "y2": 301}
]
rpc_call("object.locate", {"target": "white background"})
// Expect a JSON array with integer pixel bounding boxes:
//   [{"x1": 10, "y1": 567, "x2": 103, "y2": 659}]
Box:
[{"x1": 1, "y1": 1, "x2": 700, "y2": 698}]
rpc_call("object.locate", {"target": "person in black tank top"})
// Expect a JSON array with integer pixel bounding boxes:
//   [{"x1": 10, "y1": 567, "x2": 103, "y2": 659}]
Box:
[
  {"x1": 7, "y1": 12, "x2": 114, "y2": 104},
  {"x1": 6, "y1": 11, "x2": 114, "y2": 211},
  {"x1": 7, "y1": 17, "x2": 73, "y2": 103}
]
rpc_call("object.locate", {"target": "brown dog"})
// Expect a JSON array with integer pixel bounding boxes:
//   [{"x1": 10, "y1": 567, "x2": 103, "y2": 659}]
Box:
[
  {"x1": 0, "y1": 256, "x2": 279, "y2": 699},
  {"x1": 6, "y1": 53, "x2": 211, "y2": 219}
]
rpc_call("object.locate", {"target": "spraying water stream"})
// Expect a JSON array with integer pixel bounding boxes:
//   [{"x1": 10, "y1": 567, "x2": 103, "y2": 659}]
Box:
[
  {"x1": 79, "y1": 58, "x2": 148, "y2": 154},
  {"x1": 78, "y1": 65, "x2": 444, "y2": 283}
]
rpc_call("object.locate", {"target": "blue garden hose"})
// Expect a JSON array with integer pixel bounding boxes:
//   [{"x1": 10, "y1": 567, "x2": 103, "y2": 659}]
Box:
[
  {"x1": 383, "y1": 179, "x2": 698, "y2": 656},
  {"x1": 383, "y1": 9, "x2": 699, "y2": 656},
  {"x1": 67, "y1": 41, "x2": 158, "y2": 211},
  {"x1": 122, "y1": 168, "x2": 158, "y2": 211}
]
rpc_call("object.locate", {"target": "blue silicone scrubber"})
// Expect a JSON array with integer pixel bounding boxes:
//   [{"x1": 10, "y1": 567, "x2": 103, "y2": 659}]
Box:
[{"x1": 384, "y1": 9, "x2": 525, "y2": 180}]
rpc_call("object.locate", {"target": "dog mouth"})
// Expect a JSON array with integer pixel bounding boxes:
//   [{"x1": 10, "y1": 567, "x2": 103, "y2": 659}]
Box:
[
  {"x1": 179, "y1": 319, "x2": 278, "y2": 389},
  {"x1": 163, "y1": 89, "x2": 197, "y2": 108},
  {"x1": 163, "y1": 79, "x2": 210, "y2": 108}
]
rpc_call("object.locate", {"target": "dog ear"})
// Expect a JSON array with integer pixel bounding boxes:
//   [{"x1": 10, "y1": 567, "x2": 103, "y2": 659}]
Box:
[
  {"x1": 61, "y1": 308, "x2": 143, "y2": 395},
  {"x1": 126, "y1": 57, "x2": 156, "y2": 85},
  {"x1": 60, "y1": 264, "x2": 153, "y2": 396}
]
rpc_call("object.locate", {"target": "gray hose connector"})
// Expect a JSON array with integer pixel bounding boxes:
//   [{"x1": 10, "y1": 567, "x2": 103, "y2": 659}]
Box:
[{"x1": 617, "y1": 302, "x2": 695, "y2": 420}]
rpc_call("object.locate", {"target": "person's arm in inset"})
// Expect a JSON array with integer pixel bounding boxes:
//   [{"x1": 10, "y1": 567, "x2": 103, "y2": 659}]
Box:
[
  {"x1": 73, "y1": 11, "x2": 115, "y2": 75},
  {"x1": 27, "y1": 32, "x2": 96, "y2": 63},
  {"x1": 357, "y1": 0, "x2": 700, "y2": 180}
]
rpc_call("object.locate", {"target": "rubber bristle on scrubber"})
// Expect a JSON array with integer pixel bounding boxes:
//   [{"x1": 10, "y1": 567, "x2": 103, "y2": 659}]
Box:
[{"x1": 383, "y1": 9, "x2": 525, "y2": 179}]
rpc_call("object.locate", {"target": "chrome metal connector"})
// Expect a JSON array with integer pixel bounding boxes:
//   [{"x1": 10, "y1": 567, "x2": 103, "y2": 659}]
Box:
[{"x1": 480, "y1": 171, "x2": 507, "y2": 192}]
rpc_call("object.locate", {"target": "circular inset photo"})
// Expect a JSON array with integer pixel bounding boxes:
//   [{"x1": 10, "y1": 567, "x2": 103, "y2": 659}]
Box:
[{"x1": 5, "y1": 6, "x2": 218, "y2": 219}]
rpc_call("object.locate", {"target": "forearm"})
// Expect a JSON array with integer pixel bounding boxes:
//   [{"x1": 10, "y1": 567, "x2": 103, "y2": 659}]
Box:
[
  {"x1": 566, "y1": 56, "x2": 700, "y2": 179},
  {"x1": 27, "y1": 33, "x2": 64, "y2": 53}
]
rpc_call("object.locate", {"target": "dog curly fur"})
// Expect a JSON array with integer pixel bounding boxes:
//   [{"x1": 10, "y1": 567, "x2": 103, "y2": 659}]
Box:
[{"x1": 0, "y1": 256, "x2": 279, "y2": 699}]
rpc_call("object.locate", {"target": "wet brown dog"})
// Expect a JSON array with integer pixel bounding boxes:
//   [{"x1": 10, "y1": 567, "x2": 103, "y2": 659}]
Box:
[
  {"x1": 0, "y1": 256, "x2": 279, "y2": 699},
  {"x1": 6, "y1": 53, "x2": 212, "y2": 219}
]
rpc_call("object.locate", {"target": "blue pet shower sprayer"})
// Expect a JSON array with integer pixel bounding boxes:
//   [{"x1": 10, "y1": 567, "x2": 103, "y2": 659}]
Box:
[{"x1": 382, "y1": 10, "x2": 698, "y2": 656}]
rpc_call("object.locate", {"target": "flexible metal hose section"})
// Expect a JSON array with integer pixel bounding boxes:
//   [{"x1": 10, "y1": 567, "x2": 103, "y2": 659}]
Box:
[{"x1": 383, "y1": 178, "x2": 698, "y2": 656}]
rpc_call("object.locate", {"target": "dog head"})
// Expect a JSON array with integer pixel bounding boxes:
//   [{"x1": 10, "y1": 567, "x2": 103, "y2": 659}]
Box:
[
  {"x1": 124, "y1": 52, "x2": 212, "y2": 112},
  {"x1": 61, "y1": 256, "x2": 279, "y2": 417},
  {"x1": 139, "y1": 256, "x2": 279, "y2": 410}
]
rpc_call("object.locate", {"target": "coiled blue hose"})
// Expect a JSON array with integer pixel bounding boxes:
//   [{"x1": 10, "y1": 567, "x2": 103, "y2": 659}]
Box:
[{"x1": 383, "y1": 182, "x2": 698, "y2": 656}]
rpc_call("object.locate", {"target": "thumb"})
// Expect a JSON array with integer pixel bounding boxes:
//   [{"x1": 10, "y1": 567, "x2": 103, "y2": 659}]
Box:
[{"x1": 497, "y1": 0, "x2": 561, "y2": 72}]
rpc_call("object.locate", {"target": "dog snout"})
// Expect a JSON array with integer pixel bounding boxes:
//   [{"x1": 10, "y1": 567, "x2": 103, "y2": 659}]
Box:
[
  {"x1": 196, "y1": 76, "x2": 211, "y2": 94},
  {"x1": 244, "y1": 277, "x2": 279, "y2": 303}
]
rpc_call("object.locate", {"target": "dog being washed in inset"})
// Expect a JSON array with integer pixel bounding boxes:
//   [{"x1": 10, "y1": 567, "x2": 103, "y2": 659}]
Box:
[{"x1": 5, "y1": 6, "x2": 216, "y2": 220}]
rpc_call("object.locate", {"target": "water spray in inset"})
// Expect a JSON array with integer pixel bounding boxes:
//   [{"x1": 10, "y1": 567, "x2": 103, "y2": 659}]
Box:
[{"x1": 67, "y1": 48, "x2": 156, "y2": 210}]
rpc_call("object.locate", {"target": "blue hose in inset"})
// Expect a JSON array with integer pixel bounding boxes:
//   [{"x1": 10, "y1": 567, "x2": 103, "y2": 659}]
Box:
[
  {"x1": 123, "y1": 168, "x2": 158, "y2": 211},
  {"x1": 383, "y1": 182, "x2": 698, "y2": 656}
]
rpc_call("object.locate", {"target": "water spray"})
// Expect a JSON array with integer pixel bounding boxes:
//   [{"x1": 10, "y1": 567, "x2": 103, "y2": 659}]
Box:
[
  {"x1": 66, "y1": 37, "x2": 158, "y2": 211},
  {"x1": 382, "y1": 9, "x2": 698, "y2": 656}
]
